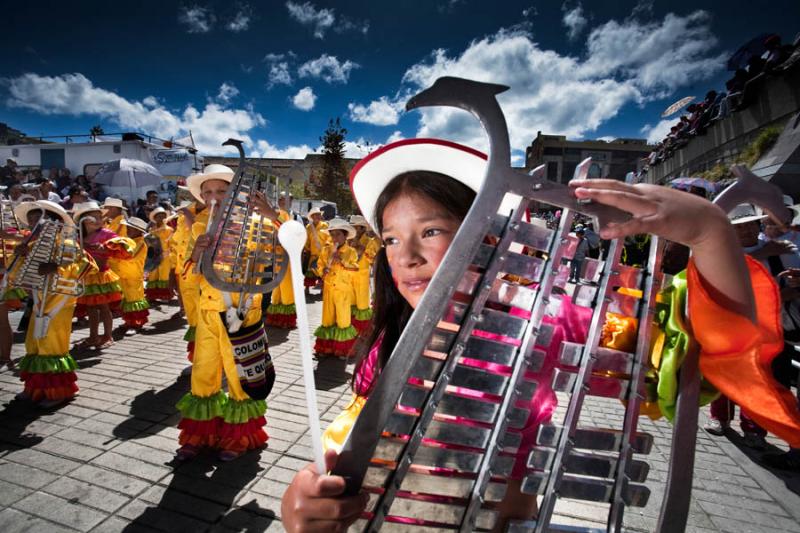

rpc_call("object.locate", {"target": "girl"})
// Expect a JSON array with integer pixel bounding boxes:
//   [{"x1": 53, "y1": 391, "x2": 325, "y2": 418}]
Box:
[
  {"x1": 73, "y1": 201, "x2": 122, "y2": 349},
  {"x1": 171, "y1": 201, "x2": 203, "y2": 357},
  {"x1": 303, "y1": 208, "x2": 330, "y2": 291},
  {"x1": 10, "y1": 200, "x2": 96, "y2": 407},
  {"x1": 107, "y1": 217, "x2": 150, "y2": 330},
  {"x1": 348, "y1": 215, "x2": 380, "y2": 333},
  {"x1": 266, "y1": 198, "x2": 297, "y2": 328},
  {"x1": 102, "y1": 197, "x2": 127, "y2": 237},
  {"x1": 1, "y1": 209, "x2": 24, "y2": 369},
  {"x1": 145, "y1": 207, "x2": 174, "y2": 303},
  {"x1": 281, "y1": 138, "x2": 800, "y2": 531},
  {"x1": 313, "y1": 219, "x2": 359, "y2": 357},
  {"x1": 175, "y1": 164, "x2": 278, "y2": 462}
]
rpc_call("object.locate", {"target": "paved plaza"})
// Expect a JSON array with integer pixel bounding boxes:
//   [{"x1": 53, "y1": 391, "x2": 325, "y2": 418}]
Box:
[{"x1": 0, "y1": 296, "x2": 798, "y2": 533}]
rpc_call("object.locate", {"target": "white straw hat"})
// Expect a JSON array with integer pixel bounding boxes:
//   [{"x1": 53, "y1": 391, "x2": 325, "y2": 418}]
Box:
[
  {"x1": 148, "y1": 206, "x2": 167, "y2": 223},
  {"x1": 349, "y1": 214, "x2": 370, "y2": 227},
  {"x1": 102, "y1": 197, "x2": 127, "y2": 211},
  {"x1": 307, "y1": 207, "x2": 323, "y2": 218},
  {"x1": 121, "y1": 217, "x2": 149, "y2": 234},
  {"x1": 71, "y1": 201, "x2": 104, "y2": 223},
  {"x1": 729, "y1": 204, "x2": 768, "y2": 225},
  {"x1": 186, "y1": 164, "x2": 235, "y2": 202},
  {"x1": 349, "y1": 138, "x2": 487, "y2": 229},
  {"x1": 326, "y1": 218, "x2": 357, "y2": 239},
  {"x1": 14, "y1": 200, "x2": 73, "y2": 226}
]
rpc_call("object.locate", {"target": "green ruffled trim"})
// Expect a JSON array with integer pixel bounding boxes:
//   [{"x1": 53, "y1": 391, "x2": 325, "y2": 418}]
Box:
[
  {"x1": 313, "y1": 324, "x2": 358, "y2": 341},
  {"x1": 183, "y1": 326, "x2": 196, "y2": 342},
  {"x1": 267, "y1": 303, "x2": 296, "y2": 316},
  {"x1": 146, "y1": 280, "x2": 170, "y2": 289},
  {"x1": 84, "y1": 281, "x2": 122, "y2": 295},
  {"x1": 121, "y1": 299, "x2": 150, "y2": 312},
  {"x1": 19, "y1": 353, "x2": 77, "y2": 374},
  {"x1": 351, "y1": 306, "x2": 373, "y2": 320},
  {"x1": 3, "y1": 287, "x2": 27, "y2": 301},
  {"x1": 223, "y1": 397, "x2": 267, "y2": 424},
  {"x1": 176, "y1": 391, "x2": 227, "y2": 421}
]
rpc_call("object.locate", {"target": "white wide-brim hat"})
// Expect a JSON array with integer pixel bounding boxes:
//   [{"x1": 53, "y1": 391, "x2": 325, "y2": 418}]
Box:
[
  {"x1": 14, "y1": 200, "x2": 73, "y2": 226},
  {"x1": 327, "y1": 218, "x2": 357, "y2": 239},
  {"x1": 149, "y1": 207, "x2": 167, "y2": 223},
  {"x1": 121, "y1": 216, "x2": 149, "y2": 234},
  {"x1": 102, "y1": 197, "x2": 127, "y2": 211},
  {"x1": 349, "y1": 214, "x2": 369, "y2": 227},
  {"x1": 71, "y1": 201, "x2": 104, "y2": 223},
  {"x1": 307, "y1": 207, "x2": 323, "y2": 218},
  {"x1": 729, "y1": 203, "x2": 769, "y2": 225},
  {"x1": 349, "y1": 138, "x2": 487, "y2": 229},
  {"x1": 187, "y1": 164, "x2": 235, "y2": 202}
]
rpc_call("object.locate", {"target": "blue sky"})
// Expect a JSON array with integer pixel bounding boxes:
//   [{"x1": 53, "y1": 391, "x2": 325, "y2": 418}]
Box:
[{"x1": 3, "y1": 0, "x2": 799, "y2": 163}]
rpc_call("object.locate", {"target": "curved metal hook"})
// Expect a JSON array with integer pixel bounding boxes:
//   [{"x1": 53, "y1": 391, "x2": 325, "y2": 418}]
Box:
[
  {"x1": 222, "y1": 138, "x2": 246, "y2": 166},
  {"x1": 713, "y1": 164, "x2": 790, "y2": 222}
]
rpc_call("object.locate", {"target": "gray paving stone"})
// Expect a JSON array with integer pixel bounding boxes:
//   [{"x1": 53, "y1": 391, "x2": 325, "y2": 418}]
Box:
[
  {"x1": 69, "y1": 464, "x2": 152, "y2": 496},
  {"x1": 0, "y1": 507, "x2": 77, "y2": 533},
  {"x1": 13, "y1": 491, "x2": 108, "y2": 531},
  {"x1": 92, "y1": 452, "x2": 171, "y2": 483},
  {"x1": 0, "y1": 479, "x2": 34, "y2": 507},
  {"x1": 0, "y1": 460, "x2": 59, "y2": 489},
  {"x1": 2, "y1": 447, "x2": 83, "y2": 476},
  {"x1": 44, "y1": 476, "x2": 132, "y2": 514}
]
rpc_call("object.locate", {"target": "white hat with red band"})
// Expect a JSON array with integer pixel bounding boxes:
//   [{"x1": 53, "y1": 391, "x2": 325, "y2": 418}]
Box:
[{"x1": 349, "y1": 138, "x2": 488, "y2": 229}]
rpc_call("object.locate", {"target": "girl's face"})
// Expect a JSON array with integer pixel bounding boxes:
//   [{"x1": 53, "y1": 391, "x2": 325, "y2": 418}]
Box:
[
  {"x1": 200, "y1": 179, "x2": 229, "y2": 207},
  {"x1": 154, "y1": 213, "x2": 166, "y2": 225},
  {"x1": 80, "y1": 211, "x2": 104, "y2": 233},
  {"x1": 381, "y1": 192, "x2": 461, "y2": 310},
  {"x1": 330, "y1": 229, "x2": 347, "y2": 245}
]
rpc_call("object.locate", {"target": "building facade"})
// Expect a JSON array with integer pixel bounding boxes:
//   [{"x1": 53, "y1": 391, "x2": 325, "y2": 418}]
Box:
[{"x1": 525, "y1": 132, "x2": 654, "y2": 183}]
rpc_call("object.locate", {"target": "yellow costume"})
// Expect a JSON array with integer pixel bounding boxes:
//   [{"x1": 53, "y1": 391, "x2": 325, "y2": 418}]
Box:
[
  {"x1": 107, "y1": 236, "x2": 149, "y2": 328},
  {"x1": 266, "y1": 209, "x2": 296, "y2": 328},
  {"x1": 175, "y1": 213, "x2": 275, "y2": 454},
  {"x1": 15, "y1": 241, "x2": 96, "y2": 402},
  {"x1": 172, "y1": 204, "x2": 202, "y2": 358},
  {"x1": 304, "y1": 220, "x2": 330, "y2": 287},
  {"x1": 313, "y1": 242, "x2": 359, "y2": 357},
  {"x1": 351, "y1": 233, "x2": 381, "y2": 332},
  {"x1": 105, "y1": 214, "x2": 127, "y2": 237},
  {"x1": 146, "y1": 224, "x2": 174, "y2": 301}
]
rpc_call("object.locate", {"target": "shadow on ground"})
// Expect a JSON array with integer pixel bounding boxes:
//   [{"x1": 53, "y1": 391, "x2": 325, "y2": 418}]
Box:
[
  {"x1": 112, "y1": 375, "x2": 189, "y2": 441},
  {"x1": 314, "y1": 357, "x2": 351, "y2": 391},
  {"x1": 122, "y1": 449, "x2": 273, "y2": 532},
  {"x1": 726, "y1": 430, "x2": 800, "y2": 496}
]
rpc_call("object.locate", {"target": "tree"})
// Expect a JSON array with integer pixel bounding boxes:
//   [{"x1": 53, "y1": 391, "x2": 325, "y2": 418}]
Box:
[
  {"x1": 89, "y1": 125, "x2": 104, "y2": 137},
  {"x1": 308, "y1": 118, "x2": 355, "y2": 214}
]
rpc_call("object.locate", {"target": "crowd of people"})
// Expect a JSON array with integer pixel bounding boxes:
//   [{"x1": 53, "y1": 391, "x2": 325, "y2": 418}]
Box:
[
  {"x1": 1, "y1": 137, "x2": 799, "y2": 530},
  {"x1": 636, "y1": 32, "x2": 800, "y2": 180}
]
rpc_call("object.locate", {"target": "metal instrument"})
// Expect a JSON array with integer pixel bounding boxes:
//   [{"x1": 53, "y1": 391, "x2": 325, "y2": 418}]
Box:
[{"x1": 200, "y1": 139, "x2": 287, "y2": 294}]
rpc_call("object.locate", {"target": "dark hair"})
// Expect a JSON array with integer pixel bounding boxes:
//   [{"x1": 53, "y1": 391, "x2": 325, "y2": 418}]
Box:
[{"x1": 351, "y1": 170, "x2": 476, "y2": 396}]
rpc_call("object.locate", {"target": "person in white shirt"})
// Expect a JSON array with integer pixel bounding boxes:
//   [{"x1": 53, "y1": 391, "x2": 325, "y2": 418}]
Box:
[{"x1": 38, "y1": 179, "x2": 62, "y2": 203}]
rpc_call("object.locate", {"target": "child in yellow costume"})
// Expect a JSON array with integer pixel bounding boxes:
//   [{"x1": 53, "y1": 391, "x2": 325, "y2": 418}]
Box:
[
  {"x1": 10, "y1": 200, "x2": 96, "y2": 408},
  {"x1": 266, "y1": 197, "x2": 296, "y2": 328},
  {"x1": 348, "y1": 215, "x2": 381, "y2": 333},
  {"x1": 73, "y1": 201, "x2": 122, "y2": 349},
  {"x1": 106, "y1": 217, "x2": 150, "y2": 329},
  {"x1": 313, "y1": 218, "x2": 360, "y2": 357},
  {"x1": 175, "y1": 164, "x2": 278, "y2": 462},
  {"x1": 171, "y1": 201, "x2": 203, "y2": 359},
  {"x1": 1, "y1": 218, "x2": 25, "y2": 369},
  {"x1": 145, "y1": 207, "x2": 174, "y2": 302},
  {"x1": 303, "y1": 208, "x2": 331, "y2": 289},
  {"x1": 102, "y1": 197, "x2": 127, "y2": 237}
]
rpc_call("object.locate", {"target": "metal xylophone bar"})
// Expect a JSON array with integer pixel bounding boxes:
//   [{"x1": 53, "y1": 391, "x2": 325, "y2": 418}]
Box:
[{"x1": 509, "y1": 235, "x2": 663, "y2": 532}]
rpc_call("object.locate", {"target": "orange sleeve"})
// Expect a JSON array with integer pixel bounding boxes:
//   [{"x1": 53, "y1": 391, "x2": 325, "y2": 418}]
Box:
[{"x1": 690, "y1": 255, "x2": 800, "y2": 447}]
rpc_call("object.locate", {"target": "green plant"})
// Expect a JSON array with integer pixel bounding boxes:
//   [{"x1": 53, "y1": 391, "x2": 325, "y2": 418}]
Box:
[{"x1": 737, "y1": 125, "x2": 782, "y2": 167}]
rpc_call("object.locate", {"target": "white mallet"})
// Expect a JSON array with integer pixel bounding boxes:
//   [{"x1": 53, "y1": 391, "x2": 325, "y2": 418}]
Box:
[{"x1": 277, "y1": 220, "x2": 326, "y2": 474}]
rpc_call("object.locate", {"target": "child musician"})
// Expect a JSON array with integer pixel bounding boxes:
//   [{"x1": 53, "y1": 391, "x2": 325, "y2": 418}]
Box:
[
  {"x1": 348, "y1": 215, "x2": 380, "y2": 333},
  {"x1": 145, "y1": 207, "x2": 174, "y2": 303},
  {"x1": 106, "y1": 217, "x2": 150, "y2": 330},
  {"x1": 303, "y1": 208, "x2": 330, "y2": 291}
]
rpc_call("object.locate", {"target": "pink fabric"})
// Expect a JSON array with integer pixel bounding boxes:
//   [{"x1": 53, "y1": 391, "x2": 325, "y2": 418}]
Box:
[
  {"x1": 83, "y1": 228, "x2": 118, "y2": 271},
  {"x1": 355, "y1": 296, "x2": 592, "y2": 479}
]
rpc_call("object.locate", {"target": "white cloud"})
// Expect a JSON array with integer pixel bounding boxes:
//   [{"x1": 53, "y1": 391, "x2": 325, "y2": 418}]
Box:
[
  {"x1": 178, "y1": 5, "x2": 216, "y2": 33},
  {"x1": 291, "y1": 86, "x2": 317, "y2": 111},
  {"x1": 386, "y1": 131, "x2": 405, "y2": 144},
  {"x1": 267, "y1": 62, "x2": 293, "y2": 88},
  {"x1": 298, "y1": 54, "x2": 359, "y2": 84},
  {"x1": 5, "y1": 73, "x2": 265, "y2": 155},
  {"x1": 285, "y1": 1, "x2": 335, "y2": 39},
  {"x1": 640, "y1": 119, "x2": 673, "y2": 144},
  {"x1": 562, "y1": 3, "x2": 588, "y2": 41},
  {"x1": 216, "y1": 82, "x2": 239, "y2": 104},
  {"x1": 348, "y1": 96, "x2": 404, "y2": 126},
  {"x1": 350, "y1": 11, "x2": 723, "y2": 155},
  {"x1": 227, "y1": 4, "x2": 252, "y2": 32},
  {"x1": 252, "y1": 140, "x2": 316, "y2": 159}
]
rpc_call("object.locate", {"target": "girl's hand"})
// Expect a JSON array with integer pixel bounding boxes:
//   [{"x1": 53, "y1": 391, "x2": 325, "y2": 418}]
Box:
[
  {"x1": 252, "y1": 191, "x2": 278, "y2": 221},
  {"x1": 570, "y1": 180, "x2": 729, "y2": 247},
  {"x1": 281, "y1": 449, "x2": 369, "y2": 533}
]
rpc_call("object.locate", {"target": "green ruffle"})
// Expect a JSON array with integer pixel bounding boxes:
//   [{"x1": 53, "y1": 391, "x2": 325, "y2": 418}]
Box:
[
  {"x1": 83, "y1": 281, "x2": 122, "y2": 295},
  {"x1": 3, "y1": 287, "x2": 27, "y2": 301},
  {"x1": 183, "y1": 326, "x2": 196, "y2": 342},
  {"x1": 176, "y1": 391, "x2": 227, "y2": 421},
  {"x1": 121, "y1": 299, "x2": 150, "y2": 312},
  {"x1": 313, "y1": 324, "x2": 358, "y2": 341},
  {"x1": 146, "y1": 280, "x2": 170, "y2": 289},
  {"x1": 351, "y1": 306, "x2": 373, "y2": 320},
  {"x1": 267, "y1": 303, "x2": 296, "y2": 316},
  {"x1": 18, "y1": 353, "x2": 78, "y2": 374},
  {"x1": 223, "y1": 397, "x2": 267, "y2": 424}
]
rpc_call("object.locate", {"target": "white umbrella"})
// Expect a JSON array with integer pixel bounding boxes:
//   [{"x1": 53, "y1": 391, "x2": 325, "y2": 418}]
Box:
[
  {"x1": 94, "y1": 159, "x2": 163, "y2": 206},
  {"x1": 661, "y1": 95, "x2": 695, "y2": 118}
]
